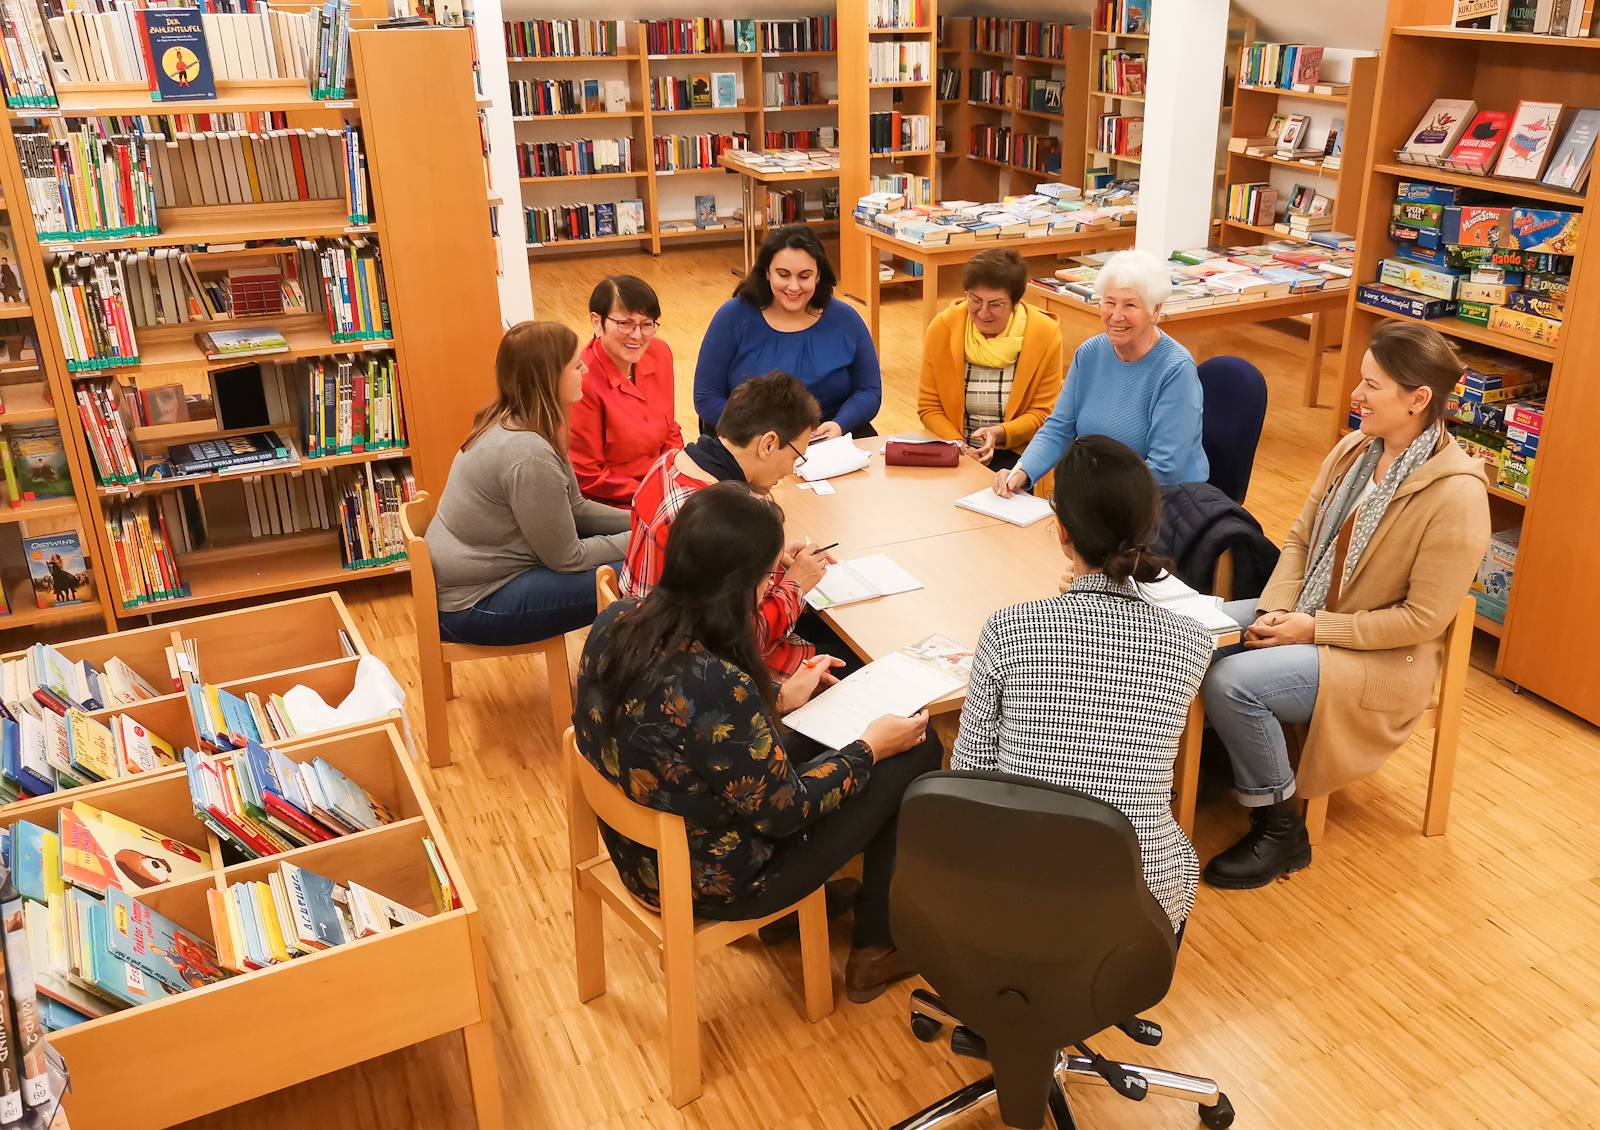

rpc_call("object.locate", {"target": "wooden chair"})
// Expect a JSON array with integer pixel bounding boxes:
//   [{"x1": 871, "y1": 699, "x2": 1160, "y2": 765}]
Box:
[
  {"x1": 1298, "y1": 594, "x2": 1476, "y2": 844},
  {"x1": 565, "y1": 729, "x2": 834, "y2": 1107},
  {"x1": 399, "y1": 491, "x2": 572, "y2": 769},
  {"x1": 595, "y1": 564, "x2": 620, "y2": 612}
]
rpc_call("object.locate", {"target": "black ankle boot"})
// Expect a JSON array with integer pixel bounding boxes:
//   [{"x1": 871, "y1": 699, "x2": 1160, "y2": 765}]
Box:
[{"x1": 1202, "y1": 800, "x2": 1312, "y2": 889}]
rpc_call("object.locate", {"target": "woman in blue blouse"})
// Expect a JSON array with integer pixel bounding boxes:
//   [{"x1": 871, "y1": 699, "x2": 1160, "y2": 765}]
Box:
[
  {"x1": 695, "y1": 225, "x2": 882, "y2": 439},
  {"x1": 994, "y1": 248, "x2": 1208, "y2": 497}
]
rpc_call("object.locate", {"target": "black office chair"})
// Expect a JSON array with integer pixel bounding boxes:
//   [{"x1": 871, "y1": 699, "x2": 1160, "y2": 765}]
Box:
[
  {"x1": 886, "y1": 771, "x2": 1233, "y2": 1130},
  {"x1": 1197, "y1": 356, "x2": 1268, "y2": 505}
]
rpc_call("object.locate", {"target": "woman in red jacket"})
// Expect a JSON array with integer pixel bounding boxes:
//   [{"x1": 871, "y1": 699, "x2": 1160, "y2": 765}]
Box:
[{"x1": 570, "y1": 276, "x2": 684, "y2": 505}]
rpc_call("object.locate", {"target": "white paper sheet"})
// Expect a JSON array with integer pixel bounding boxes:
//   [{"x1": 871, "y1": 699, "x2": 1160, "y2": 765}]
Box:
[
  {"x1": 783, "y1": 651, "x2": 964, "y2": 750},
  {"x1": 797, "y1": 434, "x2": 872, "y2": 481},
  {"x1": 954, "y1": 487, "x2": 1054, "y2": 526},
  {"x1": 1136, "y1": 574, "x2": 1240, "y2": 635},
  {"x1": 806, "y1": 554, "x2": 924, "y2": 609}
]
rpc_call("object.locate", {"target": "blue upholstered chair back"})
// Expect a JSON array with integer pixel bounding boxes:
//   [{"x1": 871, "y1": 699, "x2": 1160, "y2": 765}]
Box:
[{"x1": 1197, "y1": 356, "x2": 1268, "y2": 504}]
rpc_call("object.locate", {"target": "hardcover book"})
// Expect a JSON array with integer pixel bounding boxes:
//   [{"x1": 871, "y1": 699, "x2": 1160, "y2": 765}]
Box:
[
  {"x1": 735, "y1": 19, "x2": 757, "y2": 53},
  {"x1": 23, "y1": 532, "x2": 89, "y2": 610},
  {"x1": 582, "y1": 78, "x2": 602, "y2": 114},
  {"x1": 1542, "y1": 107, "x2": 1600, "y2": 192},
  {"x1": 1290, "y1": 46, "x2": 1323, "y2": 88},
  {"x1": 695, "y1": 194, "x2": 718, "y2": 227},
  {"x1": 690, "y1": 73, "x2": 712, "y2": 109},
  {"x1": 594, "y1": 202, "x2": 617, "y2": 237},
  {"x1": 141, "y1": 9, "x2": 217, "y2": 102},
  {"x1": 103, "y1": 887, "x2": 228, "y2": 992},
  {"x1": 603, "y1": 79, "x2": 627, "y2": 113},
  {"x1": 0, "y1": 226, "x2": 25, "y2": 303},
  {"x1": 10, "y1": 428, "x2": 72, "y2": 498},
  {"x1": 712, "y1": 72, "x2": 738, "y2": 109},
  {"x1": 1444, "y1": 110, "x2": 1512, "y2": 175},
  {"x1": 59, "y1": 802, "x2": 212, "y2": 895},
  {"x1": 1453, "y1": 0, "x2": 1507, "y2": 28},
  {"x1": 72, "y1": 888, "x2": 173, "y2": 1008},
  {"x1": 194, "y1": 327, "x2": 290, "y2": 359},
  {"x1": 1496, "y1": 101, "x2": 1564, "y2": 180},
  {"x1": 617, "y1": 199, "x2": 644, "y2": 235},
  {"x1": 1399, "y1": 99, "x2": 1477, "y2": 166}
]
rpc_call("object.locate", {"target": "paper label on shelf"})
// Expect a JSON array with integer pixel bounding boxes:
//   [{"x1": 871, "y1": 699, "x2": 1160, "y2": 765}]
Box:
[
  {"x1": 344, "y1": 225, "x2": 372, "y2": 233},
  {"x1": 363, "y1": 342, "x2": 388, "y2": 350},
  {"x1": 323, "y1": 100, "x2": 354, "y2": 108},
  {"x1": 656, "y1": 169, "x2": 674, "y2": 175}
]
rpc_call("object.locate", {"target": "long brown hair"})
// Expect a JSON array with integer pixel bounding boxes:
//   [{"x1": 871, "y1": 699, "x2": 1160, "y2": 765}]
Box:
[{"x1": 461, "y1": 321, "x2": 579, "y2": 452}]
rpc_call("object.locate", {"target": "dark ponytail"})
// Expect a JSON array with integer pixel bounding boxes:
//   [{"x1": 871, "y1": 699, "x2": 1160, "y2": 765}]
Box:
[{"x1": 1050, "y1": 435, "x2": 1172, "y2": 585}]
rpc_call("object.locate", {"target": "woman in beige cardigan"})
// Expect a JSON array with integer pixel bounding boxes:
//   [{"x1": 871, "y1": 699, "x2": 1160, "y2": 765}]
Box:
[{"x1": 1200, "y1": 320, "x2": 1490, "y2": 889}]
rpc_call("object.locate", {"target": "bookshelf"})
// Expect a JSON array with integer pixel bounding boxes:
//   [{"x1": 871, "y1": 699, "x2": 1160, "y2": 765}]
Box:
[
  {"x1": 1085, "y1": 5, "x2": 1149, "y2": 185},
  {"x1": 512, "y1": 19, "x2": 842, "y2": 256},
  {"x1": 1219, "y1": 54, "x2": 1378, "y2": 247},
  {"x1": 0, "y1": 27, "x2": 502, "y2": 629},
  {"x1": 1337, "y1": 0, "x2": 1600, "y2": 724},
  {"x1": 937, "y1": 17, "x2": 1091, "y2": 204},
  {"x1": 0, "y1": 592, "x2": 502, "y2": 1130},
  {"x1": 839, "y1": 0, "x2": 940, "y2": 300}
]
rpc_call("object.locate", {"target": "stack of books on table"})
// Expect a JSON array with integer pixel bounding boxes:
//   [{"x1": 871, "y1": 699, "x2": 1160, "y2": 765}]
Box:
[{"x1": 853, "y1": 182, "x2": 1137, "y2": 245}]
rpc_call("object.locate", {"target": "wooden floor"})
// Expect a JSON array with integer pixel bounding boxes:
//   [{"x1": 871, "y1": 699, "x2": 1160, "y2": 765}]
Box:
[{"x1": 173, "y1": 244, "x2": 1600, "y2": 1130}]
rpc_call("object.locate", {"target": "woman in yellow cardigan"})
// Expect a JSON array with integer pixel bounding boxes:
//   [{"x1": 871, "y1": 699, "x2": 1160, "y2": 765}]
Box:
[
  {"x1": 1200, "y1": 320, "x2": 1490, "y2": 889},
  {"x1": 917, "y1": 248, "x2": 1063, "y2": 470}
]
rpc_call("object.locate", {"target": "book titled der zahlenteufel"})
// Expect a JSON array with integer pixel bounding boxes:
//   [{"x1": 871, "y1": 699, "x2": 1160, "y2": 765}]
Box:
[{"x1": 141, "y1": 9, "x2": 217, "y2": 102}]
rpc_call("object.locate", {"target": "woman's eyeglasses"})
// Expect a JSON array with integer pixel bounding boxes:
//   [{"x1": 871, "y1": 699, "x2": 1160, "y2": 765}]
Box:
[
  {"x1": 965, "y1": 293, "x2": 1013, "y2": 315},
  {"x1": 605, "y1": 316, "x2": 660, "y2": 337}
]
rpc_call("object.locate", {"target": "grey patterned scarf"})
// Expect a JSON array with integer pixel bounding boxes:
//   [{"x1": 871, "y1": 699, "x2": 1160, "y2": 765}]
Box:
[{"x1": 1296, "y1": 425, "x2": 1442, "y2": 615}]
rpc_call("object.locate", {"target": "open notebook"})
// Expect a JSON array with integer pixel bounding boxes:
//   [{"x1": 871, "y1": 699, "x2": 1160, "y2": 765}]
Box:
[
  {"x1": 783, "y1": 636, "x2": 973, "y2": 750},
  {"x1": 805, "y1": 555, "x2": 923, "y2": 610},
  {"x1": 1136, "y1": 574, "x2": 1243, "y2": 640}
]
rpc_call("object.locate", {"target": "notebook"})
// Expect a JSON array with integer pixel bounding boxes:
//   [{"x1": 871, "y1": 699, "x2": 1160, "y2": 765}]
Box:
[
  {"x1": 1136, "y1": 574, "x2": 1243, "y2": 639},
  {"x1": 783, "y1": 651, "x2": 965, "y2": 750},
  {"x1": 796, "y1": 435, "x2": 871, "y2": 481},
  {"x1": 954, "y1": 488, "x2": 1054, "y2": 527},
  {"x1": 805, "y1": 555, "x2": 923, "y2": 610}
]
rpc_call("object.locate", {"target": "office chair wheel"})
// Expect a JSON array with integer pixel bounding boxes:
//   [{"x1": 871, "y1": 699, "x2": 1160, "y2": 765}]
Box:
[
  {"x1": 1199, "y1": 1093, "x2": 1235, "y2": 1128},
  {"x1": 910, "y1": 1014, "x2": 943, "y2": 1043}
]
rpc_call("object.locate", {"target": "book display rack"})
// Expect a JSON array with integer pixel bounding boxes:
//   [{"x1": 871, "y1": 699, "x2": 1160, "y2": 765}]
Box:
[
  {"x1": 1085, "y1": 0, "x2": 1150, "y2": 185},
  {"x1": 1338, "y1": 0, "x2": 1600, "y2": 723},
  {"x1": 0, "y1": 592, "x2": 502, "y2": 1130},
  {"x1": 510, "y1": 18, "x2": 841, "y2": 255},
  {"x1": 936, "y1": 17, "x2": 1091, "y2": 204},
  {"x1": 0, "y1": 25, "x2": 501, "y2": 635}
]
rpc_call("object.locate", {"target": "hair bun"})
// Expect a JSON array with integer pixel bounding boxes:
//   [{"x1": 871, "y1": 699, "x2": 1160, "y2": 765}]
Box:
[{"x1": 1103, "y1": 541, "x2": 1166, "y2": 585}]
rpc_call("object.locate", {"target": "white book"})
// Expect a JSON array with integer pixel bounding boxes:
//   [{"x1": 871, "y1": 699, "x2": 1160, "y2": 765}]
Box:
[
  {"x1": 242, "y1": 475, "x2": 261, "y2": 536},
  {"x1": 347, "y1": 881, "x2": 426, "y2": 939},
  {"x1": 200, "y1": 14, "x2": 226, "y2": 79},
  {"x1": 805, "y1": 554, "x2": 924, "y2": 610},
  {"x1": 796, "y1": 434, "x2": 871, "y2": 481},
  {"x1": 1136, "y1": 573, "x2": 1243, "y2": 639},
  {"x1": 953, "y1": 487, "x2": 1053, "y2": 527},
  {"x1": 783, "y1": 651, "x2": 965, "y2": 751}
]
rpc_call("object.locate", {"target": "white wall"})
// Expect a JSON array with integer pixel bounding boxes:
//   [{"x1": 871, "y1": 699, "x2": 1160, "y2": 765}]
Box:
[{"x1": 475, "y1": 0, "x2": 537, "y2": 325}]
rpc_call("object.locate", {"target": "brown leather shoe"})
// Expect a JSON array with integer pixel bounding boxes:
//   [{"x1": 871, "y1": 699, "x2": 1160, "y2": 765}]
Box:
[
  {"x1": 758, "y1": 878, "x2": 861, "y2": 945},
  {"x1": 845, "y1": 945, "x2": 915, "y2": 1004}
]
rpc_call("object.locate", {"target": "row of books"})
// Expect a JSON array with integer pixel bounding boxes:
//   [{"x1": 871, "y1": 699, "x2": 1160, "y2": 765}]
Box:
[
  {"x1": 856, "y1": 182, "x2": 1140, "y2": 246},
  {"x1": 653, "y1": 131, "x2": 748, "y2": 172},
  {"x1": 868, "y1": 171, "x2": 934, "y2": 208},
  {"x1": 312, "y1": 237, "x2": 391, "y2": 344},
  {"x1": 1395, "y1": 98, "x2": 1600, "y2": 193},
  {"x1": 642, "y1": 18, "x2": 764, "y2": 55},
  {"x1": 1454, "y1": 0, "x2": 1596, "y2": 37},
  {"x1": 1471, "y1": 527, "x2": 1519, "y2": 624},
  {"x1": 1229, "y1": 111, "x2": 1345, "y2": 170},
  {"x1": 869, "y1": 41, "x2": 930, "y2": 84},
  {"x1": 332, "y1": 459, "x2": 413, "y2": 570},
  {"x1": 0, "y1": 832, "x2": 69, "y2": 1112},
  {"x1": 1092, "y1": 0, "x2": 1150, "y2": 35},
  {"x1": 516, "y1": 138, "x2": 635, "y2": 179},
  {"x1": 648, "y1": 73, "x2": 740, "y2": 112},
  {"x1": 8, "y1": 530, "x2": 91, "y2": 617},
  {"x1": 1098, "y1": 49, "x2": 1145, "y2": 96},
  {"x1": 1096, "y1": 113, "x2": 1143, "y2": 157},
  {"x1": 6, "y1": 640, "x2": 161, "y2": 720},
  {"x1": 1011, "y1": 133, "x2": 1061, "y2": 174},
  {"x1": 103, "y1": 496, "x2": 187, "y2": 606},
  {"x1": 762, "y1": 71, "x2": 825, "y2": 109},
  {"x1": 968, "y1": 18, "x2": 1070, "y2": 60},
  {"x1": 0, "y1": 425, "x2": 72, "y2": 506},
  {"x1": 936, "y1": 68, "x2": 960, "y2": 101},
  {"x1": 301, "y1": 352, "x2": 407, "y2": 457},
  {"x1": 504, "y1": 18, "x2": 625, "y2": 58},
  {"x1": 1226, "y1": 182, "x2": 1280, "y2": 228},
  {"x1": 765, "y1": 187, "x2": 840, "y2": 224},
  {"x1": 970, "y1": 69, "x2": 1019, "y2": 107},
  {"x1": 1237, "y1": 43, "x2": 1327, "y2": 93},
  {"x1": 867, "y1": 0, "x2": 928, "y2": 30},
  {"x1": 764, "y1": 127, "x2": 837, "y2": 150},
  {"x1": 3, "y1": 703, "x2": 176, "y2": 800},
  {"x1": 524, "y1": 201, "x2": 646, "y2": 244},
  {"x1": 869, "y1": 112, "x2": 930, "y2": 155},
  {"x1": 509, "y1": 77, "x2": 628, "y2": 117}
]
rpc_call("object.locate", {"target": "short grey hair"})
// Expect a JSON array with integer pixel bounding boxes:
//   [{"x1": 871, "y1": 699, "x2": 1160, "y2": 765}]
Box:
[{"x1": 1091, "y1": 249, "x2": 1172, "y2": 313}]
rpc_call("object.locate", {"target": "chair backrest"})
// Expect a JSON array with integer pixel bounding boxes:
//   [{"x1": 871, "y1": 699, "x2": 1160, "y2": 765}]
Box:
[
  {"x1": 596, "y1": 565, "x2": 620, "y2": 612},
  {"x1": 399, "y1": 492, "x2": 441, "y2": 633},
  {"x1": 891, "y1": 771, "x2": 1178, "y2": 1129},
  {"x1": 1198, "y1": 356, "x2": 1268, "y2": 505}
]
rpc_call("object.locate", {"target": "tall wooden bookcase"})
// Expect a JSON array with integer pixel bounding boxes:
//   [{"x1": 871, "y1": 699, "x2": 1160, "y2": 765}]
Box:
[
  {"x1": 512, "y1": 21, "x2": 842, "y2": 256},
  {"x1": 1219, "y1": 55, "x2": 1378, "y2": 246},
  {"x1": 1338, "y1": 0, "x2": 1600, "y2": 724},
  {"x1": 936, "y1": 17, "x2": 1091, "y2": 204},
  {"x1": 0, "y1": 26, "x2": 501, "y2": 632},
  {"x1": 1084, "y1": 12, "x2": 1147, "y2": 185},
  {"x1": 839, "y1": 0, "x2": 939, "y2": 301}
]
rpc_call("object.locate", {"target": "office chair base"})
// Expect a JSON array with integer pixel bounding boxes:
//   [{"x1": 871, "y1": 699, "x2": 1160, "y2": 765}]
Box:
[
  {"x1": 888, "y1": 1076, "x2": 997, "y2": 1130},
  {"x1": 1058, "y1": 1053, "x2": 1233, "y2": 1128}
]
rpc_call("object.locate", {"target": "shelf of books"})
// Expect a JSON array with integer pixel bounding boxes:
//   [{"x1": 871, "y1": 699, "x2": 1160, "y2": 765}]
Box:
[
  {"x1": 840, "y1": 0, "x2": 940, "y2": 298},
  {"x1": 936, "y1": 17, "x2": 1090, "y2": 205},
  {"x1": 0, "y1": 23, "x2": 502, "y2": 629},
  {"x1": 509, "y1": 17, "x2": 841, "y2": 254},
  {"x1": 1338, "y1": 0, "x2": 1600, "y2": 724},
  {"x1": 1086, "y1": 0, "x2": 1149, "y2": 188},
  {"x1": 0, "y1": 593, "x2": 501, "y2": 1130}
]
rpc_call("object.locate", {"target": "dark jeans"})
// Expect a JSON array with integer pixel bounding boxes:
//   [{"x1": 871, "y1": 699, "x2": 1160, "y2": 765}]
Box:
[
  {"x1": 698, "y1": 417, "x2": 879, "y2": 440},
  {"x1": 696, "y1": 729, "x2": 944, "y2": 947},
  {"x1": 438, "y1": 560, "x2": 623, "y2": 646},
  {"x1": 988, "y1": 447, "x2": 1020, "y2": 472},
  {"x1": 795, "y1": 609, "x2": 867, "y2": 676}
]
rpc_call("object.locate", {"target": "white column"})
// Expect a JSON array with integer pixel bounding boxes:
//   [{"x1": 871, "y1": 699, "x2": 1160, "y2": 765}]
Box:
[
  {"x1": 473, "y1": 0, "x2": 537, "y2": 325},
  {"x1": 1135, "y1": 0, "x2": 1229, "y2": 257}
]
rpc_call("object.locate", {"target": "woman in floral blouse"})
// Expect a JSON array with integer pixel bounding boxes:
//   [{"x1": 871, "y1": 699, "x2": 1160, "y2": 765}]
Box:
[{"x1": 574, "y1": 483, "x2": 943, "y2": 1003}]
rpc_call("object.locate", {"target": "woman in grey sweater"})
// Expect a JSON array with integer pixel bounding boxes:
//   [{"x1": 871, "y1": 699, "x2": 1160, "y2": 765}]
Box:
[{"x1": 426, "y1": 321, "x2": 630, "y2": 646}]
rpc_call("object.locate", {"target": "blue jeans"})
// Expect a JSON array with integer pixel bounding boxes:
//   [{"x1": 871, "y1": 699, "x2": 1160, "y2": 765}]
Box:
[
  {"x1": 438, "y1": 561, "x2": 623, "y2": 646},
  {"x1": 1200, "y1": 598, "x2": 1320, "y2": 807}
]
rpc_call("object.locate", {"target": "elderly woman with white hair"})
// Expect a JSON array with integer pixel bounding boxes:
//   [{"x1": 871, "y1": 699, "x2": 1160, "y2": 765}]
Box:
[{"x1": 994, "y1": 248, "x2": 1208, "y2": 497}]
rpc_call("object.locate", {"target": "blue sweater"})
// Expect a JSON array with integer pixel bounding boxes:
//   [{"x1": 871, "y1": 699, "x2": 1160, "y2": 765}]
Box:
[
  {"x1": 693, "y1": 298, "x2": 883, "y2": 432},
  {"x1": 1017, "y1": 333, "x2": 1208, "y2": 487}
]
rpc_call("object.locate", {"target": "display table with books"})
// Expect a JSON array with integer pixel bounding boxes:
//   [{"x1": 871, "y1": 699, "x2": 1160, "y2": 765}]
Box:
[
  {"x1": 719, "y1": 149, "x2": 842, "y2": 274},
  {"x1": 0, "y1": 593, "x2": 501, "y2": 1130}
]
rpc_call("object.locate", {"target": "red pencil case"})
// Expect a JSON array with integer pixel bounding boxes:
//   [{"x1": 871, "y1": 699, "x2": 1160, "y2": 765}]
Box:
[{"x1": 885, "y1": 440, "x2": 960, "y2": 467}]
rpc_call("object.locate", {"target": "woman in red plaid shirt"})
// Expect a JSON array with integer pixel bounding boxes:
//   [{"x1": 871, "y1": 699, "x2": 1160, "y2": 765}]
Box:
[{"x1": 621, "y1": 371, "x2": 833, "y2": 678}]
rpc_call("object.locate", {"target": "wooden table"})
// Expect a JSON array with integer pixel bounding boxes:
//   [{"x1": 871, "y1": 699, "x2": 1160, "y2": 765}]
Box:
[
  {"x1": 774, "y1": 436, "x2": 1221, "y2": 835},
  {"x1": 719, "y1": 152, "x2": 842, "y2": 274},
  {"x1": 856, "y1": 223, "x2": 1136, "y2": 347},
  {"x1": 1028, "y1": 281, "x2": 1350, "y2": 408}
]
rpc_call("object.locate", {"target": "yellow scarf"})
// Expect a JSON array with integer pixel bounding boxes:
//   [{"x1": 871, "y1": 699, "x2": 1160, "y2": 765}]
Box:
[{"x1": 963, "y1": 299, "x2": 1027, "y2": 369}]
